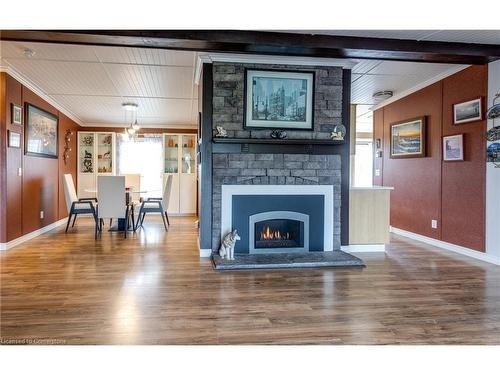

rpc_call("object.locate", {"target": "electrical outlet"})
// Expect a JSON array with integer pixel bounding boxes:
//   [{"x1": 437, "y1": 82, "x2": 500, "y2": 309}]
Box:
[
  {"x1": 40, "y1": 211, "x2": 44, "y2": 219},
  {"x1": 375, "y1": 169, "x2": 380, "y2": 176},
  {"x1": 431, "y1": 219, "x2": 438, "y2": 229}
]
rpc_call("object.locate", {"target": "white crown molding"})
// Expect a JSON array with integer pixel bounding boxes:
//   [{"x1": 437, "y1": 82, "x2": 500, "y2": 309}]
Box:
[
  {"x1": 390, "y1": 226, "x2": 500, "y2": 266},
  {"x1": 371, "y1": 65, "x2": 470, "y2": 111},
  {"x1": 0, "y1": 64, "x2": 84, "y2": 126},
  {"x1": 82, "y1": 123, "x2": 197, "y2": 129},
  {"x1": 195, "y1": 52, "x2": 357, "y2": 84},
  {"x1": 0, "y1": 218, "x2": 67, "y2": 251}
]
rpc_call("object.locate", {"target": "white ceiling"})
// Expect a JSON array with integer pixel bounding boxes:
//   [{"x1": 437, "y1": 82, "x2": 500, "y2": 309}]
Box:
[
  {"x1": 0, "y1": 38, "x2": 476, "y2": 127},
  {"x1": 294, "y1": 30, "x2": 500, "y2": 45},
  {"x1": 0, "y1": 41, "x2": 199, "y2": 127},
  {"x1": 350, "y1": 59, "x2": 468, "y2": 105}
]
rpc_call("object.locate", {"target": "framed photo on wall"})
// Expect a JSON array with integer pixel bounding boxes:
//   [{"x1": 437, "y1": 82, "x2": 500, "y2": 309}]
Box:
[
  {"x1": 8, "y1": 130, "x2": 21, "y2": 148},
  {"x1": 443, "y1": 134, "x2": 464, "y2": 161},
  {"x1": 11, "y1": 103, "x2": 22, "y2": 125},
  {"x1": 390, "y1": 116, "x2": 426, "y2": 159},
  {"x1": 453, "y1": 97, "x2": 482, "y2": 125},
  {"x1": 25, "y1": 103, "x2": 59, "y2": 158},
  {"x1": 244, "y1": 69, "x2": 315, "y2": 130}
]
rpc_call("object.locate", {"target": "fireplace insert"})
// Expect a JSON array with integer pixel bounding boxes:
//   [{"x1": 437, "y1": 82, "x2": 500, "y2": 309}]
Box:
[
  {"x1": 254, "y1": 219, "x2": 304, "y2": 249},
  {"x1": 249, "y1": 211, "x2": 309, "y2": 253}
]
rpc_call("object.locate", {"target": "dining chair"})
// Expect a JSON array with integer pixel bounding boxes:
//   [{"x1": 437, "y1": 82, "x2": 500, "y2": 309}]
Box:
[
  {"x1": 135, "y1": 174, "x2": 172, "y2": 231},
  {"x1": 122, "y1": 173, "x2": 141, "y2": 204},
  {"x1": 96, "y1": 176, "x2": 131, "y2": 239},
  {"x1": 62, "y1": 174, "x2": 97, "y2": 232}
]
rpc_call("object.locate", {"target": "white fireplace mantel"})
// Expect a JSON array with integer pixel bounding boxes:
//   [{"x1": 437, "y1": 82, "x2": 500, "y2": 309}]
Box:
[{"x1": 221, "y1": 185, "x2": 334, "y2": 252}]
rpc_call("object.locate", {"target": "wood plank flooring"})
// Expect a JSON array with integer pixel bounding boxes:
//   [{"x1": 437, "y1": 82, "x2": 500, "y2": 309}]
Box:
[{"x1": 1, "y1": 216, "x2": 499, "y2": 344}]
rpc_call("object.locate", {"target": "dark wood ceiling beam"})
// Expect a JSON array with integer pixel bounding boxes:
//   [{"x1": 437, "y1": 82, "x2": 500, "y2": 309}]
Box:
[{"x1": 1, "y1": 30, "x2": 499, "y2": 64}]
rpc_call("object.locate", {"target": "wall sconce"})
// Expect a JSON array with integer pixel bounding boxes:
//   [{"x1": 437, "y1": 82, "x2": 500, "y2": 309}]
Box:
[{"x1": 63, "y1": 129, "x2": 73, "y2": 164}]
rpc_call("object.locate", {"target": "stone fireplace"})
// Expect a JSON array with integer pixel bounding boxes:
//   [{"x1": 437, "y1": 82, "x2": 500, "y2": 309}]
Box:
[{"x1": 201, "y1": 61, "x2": 348, "y2": 257}]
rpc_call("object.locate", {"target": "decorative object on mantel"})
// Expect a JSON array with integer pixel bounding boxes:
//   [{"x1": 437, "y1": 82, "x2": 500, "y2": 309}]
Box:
[
  {"x1": 63, "y1": 129, "x2": 73, "y2": 164},
  {"x1": 453, "y1": 97, "x2": 482, "y2": 125},
  {"x1": 215, "y1": 125, "x2": 228, "y2": 137},
  {"x1": 330, "y1": 124, "x2": 346, "y2": 141},
  {"x1": 11, "y1": 103, "x2": 22, "y2": 125},
  {"x1": 270, "y1": 129, "x2": 287, "y2": 139},
  {"x1": 244, "y1": 69, "x2": 314, "y2": 130},
  {"x1": 486, "y1": 92, "x2": 500, "y2": 168},
  {"x1": 218, "y1": 230, "x2": 241, "y2": 260}
]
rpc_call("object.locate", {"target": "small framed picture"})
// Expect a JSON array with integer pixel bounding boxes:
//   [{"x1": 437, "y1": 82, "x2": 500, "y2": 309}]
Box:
[
  {"x1": 11, "y1": 104, "x2": 22, "y2": 125},
  {"x1": 8, "y1": 130, "x2": 21, "y2": 148},
  {"x1": 453, "y1": 98, "x2": 482, "y2": 125},
  {"x1": 443, "y1": 134, "x2": 464, "y2": 161}
]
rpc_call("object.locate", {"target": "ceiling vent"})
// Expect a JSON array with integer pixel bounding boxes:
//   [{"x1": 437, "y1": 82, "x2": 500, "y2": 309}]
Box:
[{"x1": 372, "y1": 90, "x2": 394, "y2": 101}]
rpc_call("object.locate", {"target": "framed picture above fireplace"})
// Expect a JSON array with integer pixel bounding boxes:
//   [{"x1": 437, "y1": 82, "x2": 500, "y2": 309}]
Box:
[{"x1": 244, "y1": 69, "x2": 315, "y2": 130}]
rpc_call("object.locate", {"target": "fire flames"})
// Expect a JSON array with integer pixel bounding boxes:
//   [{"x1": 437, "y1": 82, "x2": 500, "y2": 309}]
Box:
[{"x1": 260, "y1": 226, "x2": 290, "y2": 241}]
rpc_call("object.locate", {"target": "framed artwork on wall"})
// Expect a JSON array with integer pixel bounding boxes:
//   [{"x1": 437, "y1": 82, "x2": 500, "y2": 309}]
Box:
[
  {"x1": 453, "y1": 97, "x2": 482, "y2": 125},
  {"x1": 8, "y1": 130, "x2": 21, "y2": 148},
  {"x1": 443, "y1": 134, "x2": 464, "y2": 161},
  {"x1": 25, "y1": 103, "x2": 59, "y2": 158},
  {"x1": 390, "y1": 116, "x2": 426, "y2": 159},
  {"x1": 11, "y1": 103, "x2": 22, "y2": 125},
  {"x1": 243, "y1": 69, "x2": 315, "y2": 130}
]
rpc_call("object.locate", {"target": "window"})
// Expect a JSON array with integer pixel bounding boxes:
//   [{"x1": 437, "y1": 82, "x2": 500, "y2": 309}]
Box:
[{"x1": 117, "y1": 135, "x2": 163, "y2": 199}]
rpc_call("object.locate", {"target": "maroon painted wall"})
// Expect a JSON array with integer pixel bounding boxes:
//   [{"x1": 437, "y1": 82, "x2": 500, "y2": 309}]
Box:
[
  {"x1": 0, "y1": 73, "x2": 81, "y2": 242},
  {"x1": 373, "y1": 66, "x2": 487, "y2": 251}
]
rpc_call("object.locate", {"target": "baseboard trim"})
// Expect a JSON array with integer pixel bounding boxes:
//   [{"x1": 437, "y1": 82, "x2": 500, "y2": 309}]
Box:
[
  {"x1": 390, "y1": 226, "x2": 500, "y2": 266},
  {"x1": 0, "y1": 218, "x2": 68, "y2": 251},
  {"x1": 341, "y1": 244, "x2": 386, "y2": 253},
  {"x1": 199, "y1": 248, "x2": 213, "y2": 258}
]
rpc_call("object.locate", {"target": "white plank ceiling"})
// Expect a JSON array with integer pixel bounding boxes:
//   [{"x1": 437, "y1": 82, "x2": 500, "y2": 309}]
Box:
[
  {"x1": 0, "y1": 37, "x2": 479, "y2": 126},
  {"x1": 0, "y1": 41, "x2": 198, "y2": 127}
]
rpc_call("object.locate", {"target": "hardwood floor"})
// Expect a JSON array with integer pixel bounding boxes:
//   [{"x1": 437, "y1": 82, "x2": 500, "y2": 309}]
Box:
[{"x1": 1, "y1": 216, "x2": 499, "y2": 345}]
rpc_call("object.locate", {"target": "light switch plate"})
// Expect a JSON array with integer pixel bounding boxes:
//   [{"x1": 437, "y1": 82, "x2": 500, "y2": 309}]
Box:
[
  {"x1": 18, "y1": 167, "x2": 22, "y2": 176},
  {"x1": 431, "y1": 219, "x2": 438, "y2": 229},
  {"x1": 40, "y1": 211, "x2": 44, "y2": 219},
  {"x1": 375, "y1": 169, "x2": 380, "y2": 176}
]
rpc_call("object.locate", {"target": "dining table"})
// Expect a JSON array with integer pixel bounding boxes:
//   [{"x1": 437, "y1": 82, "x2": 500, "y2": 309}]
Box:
[{"x1": 83, "y1": 187, "x2": 159, "y2": 232}]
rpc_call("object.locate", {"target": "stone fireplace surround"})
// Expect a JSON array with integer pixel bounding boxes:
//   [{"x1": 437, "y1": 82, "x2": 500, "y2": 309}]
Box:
[
  {"x1": 212, "y1": 153, "x2": 341, "y2": 251},
  {"x1": 221, "y1": 184, "x2": 335, "y2": 253}
]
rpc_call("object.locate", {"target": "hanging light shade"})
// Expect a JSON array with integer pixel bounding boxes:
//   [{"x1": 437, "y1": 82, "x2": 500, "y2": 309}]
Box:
[{"x1": 132, "y1": 119, "x2": 140, "y2": 131}]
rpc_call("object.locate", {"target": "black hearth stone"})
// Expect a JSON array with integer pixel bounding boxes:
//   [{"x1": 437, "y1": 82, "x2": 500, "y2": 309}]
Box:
[{"x1": 211, "y1": 251, "x2": 365, "y2": 271}]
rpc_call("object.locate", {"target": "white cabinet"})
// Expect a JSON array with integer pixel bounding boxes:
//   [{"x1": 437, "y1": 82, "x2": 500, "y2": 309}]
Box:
[
  {"x1": 77, "y1": 131, "x2": 116, "y2": 198},
  {"x1": 163, "y1": 133, "x2": 197, "y2": 215}
]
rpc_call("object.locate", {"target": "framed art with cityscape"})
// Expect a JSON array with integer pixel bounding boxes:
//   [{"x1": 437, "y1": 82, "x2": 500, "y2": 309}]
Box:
[
  {"x1": 390, "y1": 116, "x2": 426, "y2": 159},
  {"x1": 244, "y1": 69, "x2": 315, "y2": 130}
]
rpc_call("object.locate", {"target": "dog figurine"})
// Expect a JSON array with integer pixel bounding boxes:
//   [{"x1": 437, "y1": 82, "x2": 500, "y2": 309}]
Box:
[{"x1": 219, "y1": 230, "x2": 240, "y2": 260}]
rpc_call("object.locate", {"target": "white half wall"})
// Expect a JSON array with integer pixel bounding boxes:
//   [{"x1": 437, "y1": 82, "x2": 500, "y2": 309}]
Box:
[{"x1": 486, "y1": 60, "x2": 500, "y2": 259}]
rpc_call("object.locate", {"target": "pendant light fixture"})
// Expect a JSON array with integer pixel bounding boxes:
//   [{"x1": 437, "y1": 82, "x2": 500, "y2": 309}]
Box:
[{"x1": 122, "y1": 102, "x2": 140, "y2": 140}]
